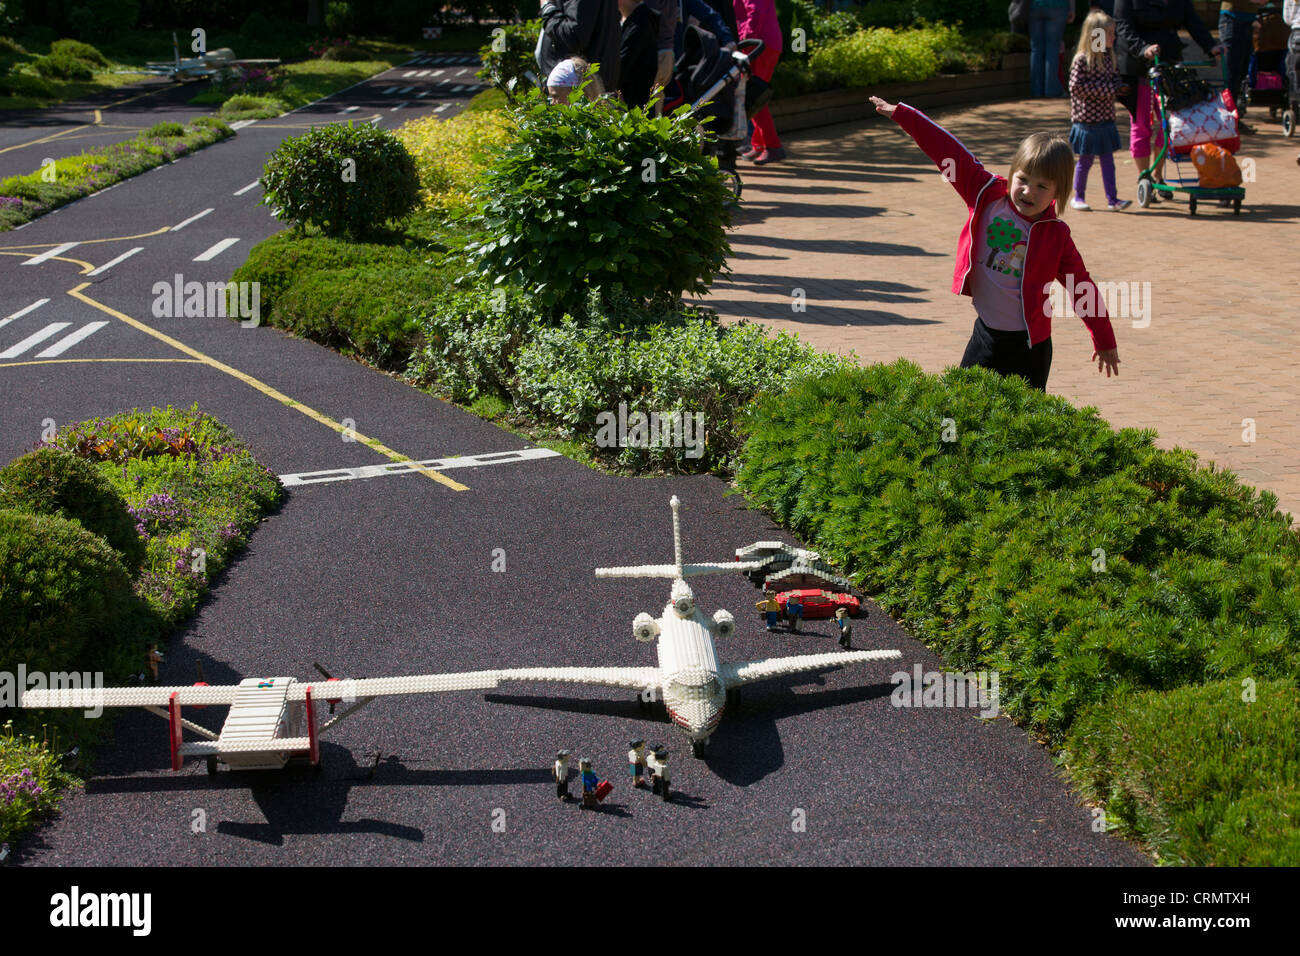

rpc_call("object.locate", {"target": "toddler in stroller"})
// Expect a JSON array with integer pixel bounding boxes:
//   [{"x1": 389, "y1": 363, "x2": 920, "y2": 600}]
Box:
[{"x1": 663, "y1": 25, "x2": 769, "y2": 199}]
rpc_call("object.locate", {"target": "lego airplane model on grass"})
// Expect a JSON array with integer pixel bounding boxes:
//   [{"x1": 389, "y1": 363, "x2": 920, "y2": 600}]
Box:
[{"x1": 20, "y1": 497, "x2": 900, "y2": 771}]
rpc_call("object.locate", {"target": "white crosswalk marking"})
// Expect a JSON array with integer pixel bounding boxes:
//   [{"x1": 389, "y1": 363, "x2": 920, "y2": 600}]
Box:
[
  {"x1": 0, "y1": 322, "x2": 71, "y2": 358},
  {"x1": 88, "y1": 247, "x2": 143, "y2": 276},
  {"x1": 193, "y1": 238, "x2": 240, "y2": 262},
  {"x1": 382, "y1": 86, "x2": 399, "y2": 94},
  {"x1": 391, "y1": 102, "x2": 408, "y2": 111},
  {"x1": 398, "y1": 86, "x2": 413, "y2": 93},
  {"x1": 0, "y1": 298, "x2": 49, "y2": 330},
  {"x1": 22, "y1": 242, "x2": 79, "y2": 265},
  {"x1": 434, "y1": 103, "x2": 450, "y2": 113},
  {"x1": 36, "y1": 321, "x2": 109, "y2": 357},
  {"x1": 429, "y1": 69, "x2": 444, "y2": 77},
  {"x1": 403, "y1": 70, "x2": 418, "y2": 77}
]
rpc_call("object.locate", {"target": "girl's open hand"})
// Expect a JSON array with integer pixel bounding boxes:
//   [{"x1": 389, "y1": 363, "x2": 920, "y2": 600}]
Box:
[
  {"x1": 1093, "y1": 349, "x2": 1121, "y2": 377},
  {"x1": 870, "y1": 96, "x2": 896, "y2": 117}
]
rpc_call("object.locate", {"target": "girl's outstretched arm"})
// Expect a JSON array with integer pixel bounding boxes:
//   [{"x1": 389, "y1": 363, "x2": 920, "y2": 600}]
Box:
[{"x1": 870, "y1": 95, "x2": 994, "y2": 208}]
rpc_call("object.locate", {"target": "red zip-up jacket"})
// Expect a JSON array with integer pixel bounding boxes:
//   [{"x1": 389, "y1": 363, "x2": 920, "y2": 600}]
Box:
[{"x1": 891, "y1": 103, "x2": 1118, "y2": 352}]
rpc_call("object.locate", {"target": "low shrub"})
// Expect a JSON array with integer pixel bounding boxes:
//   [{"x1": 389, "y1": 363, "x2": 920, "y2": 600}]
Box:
[
  {"x1": 395, "y1": 107, "x2": 515, "y2": 217},
  {"x1": 260, "y1": 122, "x2": 421, "y2": 238},
  {"x1": 0, "y1": 447, "x2": 145, "y2": 572},
  {"x1": 461, "y1": 92, "x2": 732, "y2": 312},
  {"x1": 1065, "y1": 680, "x2": 1300, "y2": 865},
  {"x1": 218, "y1": 93, "x2": 288, "y2": 119},
  {"x1": 32, "y1": 52, "x2": 93, "y2": 80},
  {"x1": 49, "y1": 38, "x2": 108, "y2": 67},
  {"x1": 809, "y1": 23, "x2": 963, "y2": 88},
  {"x1": 0, "y1": 510, "x2": 154, "y2": 676},
  {"x1": 0, "y1": 720, "x2": 79, "y2": 847},
  {"x1": 145, "y1": 120, "x2": 185, "y2": 137},
  {"x1": 476, "y1": 18, "x2": 543, "y2": 94}
]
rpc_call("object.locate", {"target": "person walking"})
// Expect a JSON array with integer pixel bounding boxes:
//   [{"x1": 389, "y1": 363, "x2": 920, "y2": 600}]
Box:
[
  {"x1": 1029, "y1": 0, "x2": 1075, "y2": 97},
  {"x1": 1220, "y1": 1, "x2": 1268, "y2": 122},
  {"x1": 619, "y1": 0, "x2": 661, "y2": 108},
  {"x1": 735, "y1": 0, "x2": 785, "y2": 163},
  {"x1": 1068, "y1": 8, "x2": 1131, "y2": 210},
  {"x1": 1113, "y1": 0, "x2": 1223, "y2": 196}
]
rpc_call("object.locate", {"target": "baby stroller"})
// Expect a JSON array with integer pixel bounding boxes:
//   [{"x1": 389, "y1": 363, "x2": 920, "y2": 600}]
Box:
[
  {"x1": 1238, "y1": 7, "x2": 1292, "y2": 124},
  {"x1": 663, "y1": 26, "x2": 768, "y2": 200},
  {"x1": 1137, "y1": 56, "x2": 1246, "y2": 215}
]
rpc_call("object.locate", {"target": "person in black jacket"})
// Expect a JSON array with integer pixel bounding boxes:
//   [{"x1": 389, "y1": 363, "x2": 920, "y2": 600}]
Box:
[
  {"x1": 539, "y1": 0, "x2": 623, "y2": 96},
  {"x1": 1113, "y1": 0, "x2": 1223, "y2": 191},
  {"x1": 619, "y1": 0, "x2": 661, "y2": 108}
]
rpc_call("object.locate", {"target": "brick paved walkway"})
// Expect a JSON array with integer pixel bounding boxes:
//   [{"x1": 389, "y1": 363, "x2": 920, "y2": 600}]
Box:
[{"x1": 701, "y1": 97, "x2": 1300, "y2": 521}]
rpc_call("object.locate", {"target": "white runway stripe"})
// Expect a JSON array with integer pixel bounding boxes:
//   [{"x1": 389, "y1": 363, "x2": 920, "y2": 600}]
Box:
[
  {"x1": 279, "y1": 448, "x2": 562, "y2": 487},
  {"x1": 171, "y1": 208, "x2": 214, "y2": 231},
  {"x1": 193, "y1": 238, "x2": 240, "y2": 262},
  {"x1": 1, "y1": 322, "x2": 71, "y2": 358},
  {"x1": 88, "y1": 247, "x2": 143, "y2": 275},
  {"x1": 36, "y1": 321, "x2": 108, "y2": 357},
  {"x1": 22, "y1": 242, "x2": 78, "y2": 265}
]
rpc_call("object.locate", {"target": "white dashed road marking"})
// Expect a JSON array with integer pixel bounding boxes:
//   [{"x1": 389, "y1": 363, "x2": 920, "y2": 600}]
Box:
[
  {"x1": 87, "y1": 247, "x2": 143, "y2": 275},
  {"x1": 170, "y1": 208, "x2": 214, "y2": 231},
  {"x1": 193, "y1": 238, "x2": 240, "y2": 262},
  {"x1": 234, "y1": 181, "x2": 260, "y2": 196}
]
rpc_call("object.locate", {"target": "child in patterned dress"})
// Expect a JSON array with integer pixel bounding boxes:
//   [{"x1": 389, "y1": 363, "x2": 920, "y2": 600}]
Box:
[{"x1": 1068, "y1": 9, "x2": 1131, "y2": 210}]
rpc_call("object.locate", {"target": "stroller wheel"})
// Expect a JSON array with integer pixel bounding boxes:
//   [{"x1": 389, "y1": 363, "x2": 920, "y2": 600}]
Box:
[
  {"x1": 1283, "y1": 108, "x2": 1296, "y2": 137},
  {"x1": 1188, "y1": 197, "x2": 1197, "y2": 216},
  {"x1": 1136, "y1": 179, "x2": 1152, "y2": 208},
  {"x1": 721, "y1": 169, "x2": 742, "y2": 201},
  {"x1": 1233, "y1": 196, "x2": 1242, "y2": 215}
]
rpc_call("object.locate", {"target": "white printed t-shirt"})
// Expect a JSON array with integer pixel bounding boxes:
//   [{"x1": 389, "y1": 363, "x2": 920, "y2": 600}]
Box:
[{"x1": 970, "y1": 196, "x2": 1033, "y2": 332}]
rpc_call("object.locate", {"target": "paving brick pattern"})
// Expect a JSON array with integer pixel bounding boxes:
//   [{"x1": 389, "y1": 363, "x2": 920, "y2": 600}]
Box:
[{"x1": 701, "y1": 97, "x2": 1300, "y2": 521}]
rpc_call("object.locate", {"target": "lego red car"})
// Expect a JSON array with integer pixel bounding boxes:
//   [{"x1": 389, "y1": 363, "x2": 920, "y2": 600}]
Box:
[{"x1": 771, "y1": 589, "x2": 861, "y2": 619}]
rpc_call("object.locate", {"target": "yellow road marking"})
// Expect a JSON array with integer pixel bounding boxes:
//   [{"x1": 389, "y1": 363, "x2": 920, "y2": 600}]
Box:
[
  {"x1": 0, "y1": 250, "x2": 94, "y2": 273},
  {"x1": 0, "y1": 357, "x2": 203, "y2": 369},
  {"x1": 94, "y1": 109, "x2": 102, "y2": 124},
  {"x1": 0, "y1": 227, "x2": 169, "y2": 252},
  {"x1": 0, "y1": 125, "x2": 89, "y2": 155},
  {"x1": 64, "y1": 284, "x2": 469, "y2": 492}
]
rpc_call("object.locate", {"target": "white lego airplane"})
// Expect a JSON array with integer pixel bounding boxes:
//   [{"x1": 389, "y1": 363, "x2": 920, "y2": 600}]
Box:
[{"x1": 20, "y1": 497, "x2": 900, "y2": 770}]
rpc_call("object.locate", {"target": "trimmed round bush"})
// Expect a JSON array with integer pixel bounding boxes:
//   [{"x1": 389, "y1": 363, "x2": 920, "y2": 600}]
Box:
[
  {"x1": 461, "y1": 93, "x2": 733, "y2": 312},
  {"x1": 260, "y1": 122, "x2": 420, "y2": 238},
  {"x1": 33, "y1": 52, "x2": 93, "y2": 80},
  {"x1": 0, "y1": 509, "x2": 142, "y2": 674},
  {"x1": 50, "y1": 38, "x2": 109, "y2": 67},
  {"x1": 145, "y1": 120, "x2": 186, "y2": 137},
  {"x1": 0, "y1": 447, "x2": 145, "y2": 572}
]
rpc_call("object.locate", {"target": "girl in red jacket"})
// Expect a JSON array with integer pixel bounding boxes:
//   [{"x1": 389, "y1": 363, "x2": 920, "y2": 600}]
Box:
[{"x1": 871, "y1": 96, "x2": 1121, "y2": 391}]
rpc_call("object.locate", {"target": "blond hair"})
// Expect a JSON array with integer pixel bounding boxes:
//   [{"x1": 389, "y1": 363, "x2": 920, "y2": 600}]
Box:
[
  {"x1": 1009, "y1": 132, "x2": 1075, "y2": 216},
  {"x1": 1073, "y1": 9, "x2": 1116, "y2": 74}
]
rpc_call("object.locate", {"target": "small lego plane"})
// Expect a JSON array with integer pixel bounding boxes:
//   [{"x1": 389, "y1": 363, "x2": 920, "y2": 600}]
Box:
[
  {"x1": 20, "y1": 497, "x2": 900, "y2": 770},
  {"x1": 121, "y1": 33, "x2": 279, "y2": 83}
]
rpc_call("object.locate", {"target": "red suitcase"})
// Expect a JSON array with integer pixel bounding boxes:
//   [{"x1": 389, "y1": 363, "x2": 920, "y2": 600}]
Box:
[{"x1": 594, "y1": 780, "x2": 613, "y2": 801}]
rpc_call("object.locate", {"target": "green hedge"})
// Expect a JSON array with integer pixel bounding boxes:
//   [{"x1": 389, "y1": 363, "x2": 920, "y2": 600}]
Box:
[
  {"x1": 735, "y1": 360, "x2": 1300, "y2": 863},
  {"x1": 0, "y1": 447, "x2": 145, "y2": 573}
]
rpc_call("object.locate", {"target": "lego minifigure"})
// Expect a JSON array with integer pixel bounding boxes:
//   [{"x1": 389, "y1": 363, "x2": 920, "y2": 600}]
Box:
[
  {"x1": 654, "y1": 747, "x2": 671, "y2": 802},
  {"x1": 646, "y1": 745, "x2": 661, "y2": 794},
  {"x1": 580, "y1": 757, "x2": 599, "y2": 810},
  {"x1": 785, "y1": 594, "x2": 803, "y2": 633},
  {"x1": 147, "y1": 645, "x2": 164, "y2": 682},
  {"x1": 628, "y1": 739, "x2": 647, "y2": 788},
  {"x1": 834, "y1": 608, "x2": 853, "y2": 650},
  {"x1": 553, "y1": 750, "x2": 572, "y2": 801},
  {"x1": 757, "y1": 595, "x2": 780, "y2": 632}
]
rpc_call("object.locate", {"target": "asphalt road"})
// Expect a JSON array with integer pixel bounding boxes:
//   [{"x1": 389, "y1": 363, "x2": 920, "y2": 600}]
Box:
[{"x1": 0, "y1": 56, "x2": 1150, "y2": 867}]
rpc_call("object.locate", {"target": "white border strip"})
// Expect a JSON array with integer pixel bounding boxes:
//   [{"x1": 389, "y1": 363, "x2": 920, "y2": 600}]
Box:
[{"x1": 279, "y1": 447, "x2": 561, "y2": 487}]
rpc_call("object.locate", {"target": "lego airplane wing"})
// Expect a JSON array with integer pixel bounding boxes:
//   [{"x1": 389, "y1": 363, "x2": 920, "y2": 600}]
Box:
[
  {"x1": 720, "y1": 649, "x2": 902, "y2": 689},
  {"x1": 20, "y1": 684, "x2": 244, "y2": 709},
  {"x1": 489, "y1": 666, "x2": 662, "y2": 692},
  {"x1": 284, "y1": 672, "x2": 503, "y2": 701}
]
